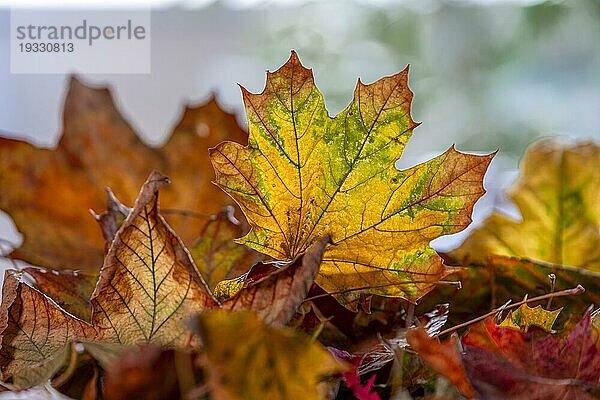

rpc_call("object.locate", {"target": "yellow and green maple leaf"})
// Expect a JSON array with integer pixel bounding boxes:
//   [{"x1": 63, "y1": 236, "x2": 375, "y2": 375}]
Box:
[
  {"x1": 210, "y1": 51, "x2": 494, "y2": 307},
  {"x1": 452, "y1": 139, "x2": 600, "y2": 269}
]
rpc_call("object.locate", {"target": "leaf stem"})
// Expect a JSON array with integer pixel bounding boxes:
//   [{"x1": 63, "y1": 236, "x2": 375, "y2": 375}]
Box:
[{"x1": 433, "y1": 285, "x2": 585, "y2": 338}]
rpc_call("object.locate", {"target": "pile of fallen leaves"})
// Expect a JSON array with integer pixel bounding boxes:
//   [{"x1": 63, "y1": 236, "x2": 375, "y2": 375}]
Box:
[{"x1": 0, "y1": 52, "x2": 598, "y2": 400}]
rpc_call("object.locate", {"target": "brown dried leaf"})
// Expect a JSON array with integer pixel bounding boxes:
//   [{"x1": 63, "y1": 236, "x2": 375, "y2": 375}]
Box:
[
  {"x1": 22, "y1": 266, "x2": 97, "y2": 322},
  {"x1": 221, "y1": 236, "x2": 329, "y2": 328},
  {"x1": 0, "y1": 271, "x2": 94, "y2": 389},
  {"x1": 91, "y1": 171, "x2": 219, "y2": 346},
  {"x1": 0, "y1": 78, "x2": 247, "y2": 270}
]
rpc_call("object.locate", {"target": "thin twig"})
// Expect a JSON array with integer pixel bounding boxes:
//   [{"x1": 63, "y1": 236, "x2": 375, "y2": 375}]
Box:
[
  {"x1": 547, "y1": 273, "x2": 556, "y2": 309},
  {"x1": 434, "y1": 285, "x2": 585, "y2": 338}
]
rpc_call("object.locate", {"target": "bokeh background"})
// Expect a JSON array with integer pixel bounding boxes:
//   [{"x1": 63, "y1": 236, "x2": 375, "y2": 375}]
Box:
[{"x1": 1, "y1": 0, "x2": 599, "y2": 258}]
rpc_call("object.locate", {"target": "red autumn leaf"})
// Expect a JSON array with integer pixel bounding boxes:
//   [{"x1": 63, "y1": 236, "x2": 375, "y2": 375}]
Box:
[{"x1": 461, "y1": 312, "x2": 600, "y2": 399}]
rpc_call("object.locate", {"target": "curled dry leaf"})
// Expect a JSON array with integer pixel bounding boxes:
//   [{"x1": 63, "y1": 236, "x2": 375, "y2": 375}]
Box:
[
  {"x1": 91, "y1": 171, "x2": 219, "y2": 346},
  {"x1": 22, "y1": 266, "x2": 97, "y2": 322},
  {"x1": 406, "y1": 327, "x2": 475, "y2": 399},
  {"x1": 358, "y1": 303, "x2": 449, "y2": 375},
  {"x1": 461, "y1": 313, "x2": 600, "y2": 399},
  {"x1": 221, "y1": 236, "x2": 330, "y2": 328},
  {"x1": 452, "y1": 139, "x2": 600, "y2": 270},
  {"x1": 193, "y1": 310, "x2": 347, "y2": 400},
  {"x1": 0, "y1": 77, "x2": 247, "y2": 270},
  {"x1": 0, "y1": 172, "x2": 219, "y2": 388},
  {"x1": 210, "y1": 51, "x2": 494, "y2": 309}
]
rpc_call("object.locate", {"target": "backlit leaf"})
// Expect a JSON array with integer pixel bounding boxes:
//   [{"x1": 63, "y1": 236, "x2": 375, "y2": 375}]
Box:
[
  {"x1": 499, "y1": 299, "x2": 561, "y2": 332},
  {"x1": 91, "y1": 171, "x2": 219, "y2": 346},
  {"x1": 193, "y1": 310, "x2": 347, "y2": 400},
  {"x1": 0, "y1": 78, "x2": 247, "y2": 270},
  {"x1": 452, "y1": 139, "x2": 600, "y2": 270},
  {"x1": 210, "y1": 51, "x2": 493, "y2": 307}
]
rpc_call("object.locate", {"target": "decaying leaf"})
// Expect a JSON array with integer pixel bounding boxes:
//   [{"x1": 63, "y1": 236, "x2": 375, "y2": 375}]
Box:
[
  {"x1": 0, "y1": 78, "x2": 247, "y2": 270},
  {"x1": 91, "y1": 171, "x2": 218, "y2": 346},
  {"x1": 193, "y1": 310, "x2": 347, "y2": 400},
  {"x1": 0, "y1": 271, "x2": 94, "y2": 389},
  {"x1": 452, "y1": 139, "x2": 600, "y2": 270},
  {"x1": 221, "y1": 236, "x2": 329, "y2": 328},
  {"x1": 190, "y1": 206, "x2": 261, "y2": 290},
  {"x1": 461, "y1": 313, "x2": 600, "y2": 399},
  {"x1": 498, "y1": 299, "x2": 561, "y2": 332},
  {"x1": 22, "y1": 266, "x2": 97, "y2": 322},
  {"x1": 357, "y1": 303, "x2": 450, "y2": 375},
  {"x1": 0, "y1": 172, "x2": 218, "y2": 388},
  {"x1": 406, "y1": 327, "x2": 475, "y2": 399},
  {"x1": 210, "y1": 51, "x2": 493, "y2": 307}
]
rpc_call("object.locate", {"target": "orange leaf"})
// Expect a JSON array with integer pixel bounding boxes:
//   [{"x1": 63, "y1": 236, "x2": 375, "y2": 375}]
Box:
[
  {"x1": 407, "y1": 327, "x2": 475, "y2": 398},
  {"x1": 0, "y1": 78, "x2": 247, "y2": 270}
]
